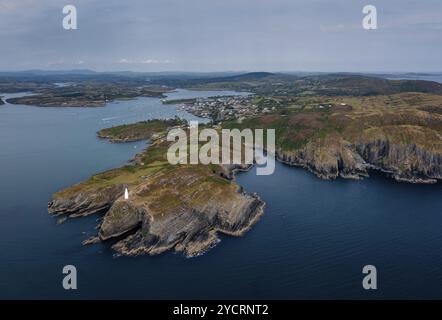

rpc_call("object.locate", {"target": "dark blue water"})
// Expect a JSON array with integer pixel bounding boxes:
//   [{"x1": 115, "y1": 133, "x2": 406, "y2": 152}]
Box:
[{"x1": 1, "y1": 89, "x2": 442, "y2": 299}]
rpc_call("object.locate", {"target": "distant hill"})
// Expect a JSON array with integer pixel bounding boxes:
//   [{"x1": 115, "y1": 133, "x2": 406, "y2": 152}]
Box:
[
  {"x1": 2, "y1": 70, "x2": 442, "y2": 97},
  {"x1": 303, "y1": 74, "x2": 442, "y2": 96},
  {"x1": 220, "y1": 72, "x2": 276, "y2": 81},
  {"x1": 0, "y1": 69, "x2": 98, "y2": 76}
]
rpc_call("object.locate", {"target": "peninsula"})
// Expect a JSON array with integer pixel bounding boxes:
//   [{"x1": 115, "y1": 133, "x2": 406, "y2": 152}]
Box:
[
  {"x1": 49, "y1": 120, "x2": 264, "y2": 257},
  {"x1": 45, "y1": 72, "x2": 442, "y2": 257}
]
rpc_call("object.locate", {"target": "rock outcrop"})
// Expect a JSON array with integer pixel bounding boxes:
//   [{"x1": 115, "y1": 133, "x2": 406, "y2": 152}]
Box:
[
  {"x1": 355, "y1": 140, "x2": 442, "y2": 183},
  {"x1": 277, "y1": 137, "x2": 441, "y2": 184},
  {"x1": 48, "y1": 184, "x2": 124, "y2": 217},
  {"x1": 276, "y1": 137, "x2": 369, "y2": 180},
  {"x1": 102, "y1": 189, "x2": 264, "y2": 257}
]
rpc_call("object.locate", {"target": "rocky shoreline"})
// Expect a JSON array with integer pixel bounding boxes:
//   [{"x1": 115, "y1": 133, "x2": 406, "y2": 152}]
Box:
[
  {"x1": 48, "y1": 167, "x2": 265, "y2": 257},
  {"x1": 102, "y1": 189, "x2": 264, "y2": 257},
  {"x1": 276, "y1": 138, "x2": 441, "y2": 184}
]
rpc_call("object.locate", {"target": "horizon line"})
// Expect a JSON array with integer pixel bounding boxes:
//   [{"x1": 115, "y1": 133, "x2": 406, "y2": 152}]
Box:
[{"x1": 1, "y1": 69, "x2": 442, "y2": 75}]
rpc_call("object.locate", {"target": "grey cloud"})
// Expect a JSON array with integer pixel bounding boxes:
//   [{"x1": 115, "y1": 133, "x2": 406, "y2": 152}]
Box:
[{"x1": 0, "y1": 0, "x2": 441, "y2": 72}]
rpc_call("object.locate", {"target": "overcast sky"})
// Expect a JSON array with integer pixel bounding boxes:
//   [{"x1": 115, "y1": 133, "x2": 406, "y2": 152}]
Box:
[{"x1": 0, "y1": 0, "x2": 441, "y2": 72}]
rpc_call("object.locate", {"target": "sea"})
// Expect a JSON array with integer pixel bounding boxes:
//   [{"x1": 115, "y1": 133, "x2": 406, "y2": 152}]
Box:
[{"x1": 0, "y1": 88, "x2": 441, "y2": 299}]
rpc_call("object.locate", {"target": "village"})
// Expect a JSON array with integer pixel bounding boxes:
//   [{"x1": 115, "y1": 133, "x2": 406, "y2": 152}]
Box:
[{"x1": 176, "y1": 95, "x2": 275, "y2": 123}]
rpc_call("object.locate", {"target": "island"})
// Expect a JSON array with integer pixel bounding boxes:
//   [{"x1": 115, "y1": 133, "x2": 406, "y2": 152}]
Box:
[{"x1": 7, "y1": 84, "x2": 171, "y2": 107}]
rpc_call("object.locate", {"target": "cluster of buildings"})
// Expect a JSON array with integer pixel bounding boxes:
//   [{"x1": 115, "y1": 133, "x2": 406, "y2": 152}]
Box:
[{"x1": 179, "y1": 95, "x2": 274, "y2": 123}]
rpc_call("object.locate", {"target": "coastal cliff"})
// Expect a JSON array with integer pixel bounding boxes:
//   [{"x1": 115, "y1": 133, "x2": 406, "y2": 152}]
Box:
[
  {"x1": 49, "y1": 163, "x2": 264, "y2": 257},
  {"x1": 48, "y1": 184, "x2": 124, "y2": 217},
  {"x1": 277, "y1": 137, "x2": 442, "y2": 183},
  {"x1": 100, "y1": 181, "x2": 263, "y2": 257}
]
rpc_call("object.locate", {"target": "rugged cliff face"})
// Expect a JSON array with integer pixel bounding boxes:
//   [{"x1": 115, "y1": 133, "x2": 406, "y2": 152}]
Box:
[
  {"x1": 277, "y1": 135, "x2": 442, "y2": 184},
  {"x1": 355, "y1": 139, "x2": 442, "y2": 183},
  {"x1": 276, "y1": 137, "x2": 369, "y2": 180},
  {"x1": 101, "y1": 186, "x2": 264, "y2": 257},
  {"x1": 48, "y1": 184, "x2": 124, "y2": 217}
]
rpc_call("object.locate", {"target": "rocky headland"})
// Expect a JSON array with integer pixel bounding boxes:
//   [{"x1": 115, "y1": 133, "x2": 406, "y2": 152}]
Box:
[{"x1": 49, "y1": 122, "x2": 265, "y2": 257}]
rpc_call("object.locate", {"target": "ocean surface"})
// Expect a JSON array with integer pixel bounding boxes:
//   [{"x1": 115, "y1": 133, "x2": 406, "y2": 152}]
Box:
[{"x1": 0, "y1": 89, "x2": 442, "y2": 299}]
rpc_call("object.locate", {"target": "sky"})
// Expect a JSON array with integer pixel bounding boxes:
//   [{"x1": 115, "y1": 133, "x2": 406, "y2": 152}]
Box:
[{"x1": 0, "y1": 0, "x2": 441, "y2": 72}]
